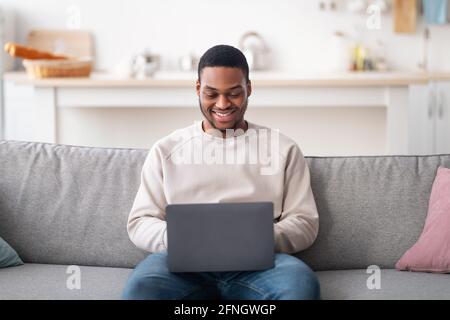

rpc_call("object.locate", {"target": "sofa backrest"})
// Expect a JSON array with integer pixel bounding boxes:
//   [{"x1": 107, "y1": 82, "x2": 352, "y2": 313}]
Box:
[
  {"x1": 1, "y1": 140, "x2": 449, "y2": 271},
  {"x1": 298, "y1": 154, "x2": 450, "y2": 270},
  {"x1": 0, "y1": 141, "x2": 148, "y2": 268}
]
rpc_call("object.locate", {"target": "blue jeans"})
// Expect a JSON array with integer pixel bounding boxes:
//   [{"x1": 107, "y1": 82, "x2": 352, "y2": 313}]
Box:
[{"x1": 122, "y1": 251, "x2": 320, "y2": 300}]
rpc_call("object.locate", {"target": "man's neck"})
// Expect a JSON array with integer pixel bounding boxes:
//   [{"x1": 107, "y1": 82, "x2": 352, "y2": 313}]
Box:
[{"x1": 202, "y1": 120, "x2": 248, "y2": 138}]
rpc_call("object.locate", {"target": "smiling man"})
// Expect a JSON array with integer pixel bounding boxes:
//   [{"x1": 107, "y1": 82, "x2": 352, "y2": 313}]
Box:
[
  {"x1": 122, "y1": 45, "x2": 320, "y2": 300},
  {"x1": 197, "y1": 58, "x2": 250, "y2": 135}
]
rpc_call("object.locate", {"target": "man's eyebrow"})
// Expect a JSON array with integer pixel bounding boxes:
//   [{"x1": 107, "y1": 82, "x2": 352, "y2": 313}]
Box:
[{"x1": 204, "y1": 85, "x2": 243, "y2": 91}]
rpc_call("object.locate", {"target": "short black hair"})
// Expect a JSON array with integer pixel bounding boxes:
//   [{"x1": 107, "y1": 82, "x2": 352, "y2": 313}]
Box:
[{"x1": 197, "y1": 45, "x2": 250, "y2": 83}]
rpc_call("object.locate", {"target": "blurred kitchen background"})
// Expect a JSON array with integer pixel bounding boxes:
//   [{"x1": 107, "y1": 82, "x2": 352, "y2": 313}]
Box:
[{"x1": 1, "y1": 0, "x2": 450, "y2": 156}]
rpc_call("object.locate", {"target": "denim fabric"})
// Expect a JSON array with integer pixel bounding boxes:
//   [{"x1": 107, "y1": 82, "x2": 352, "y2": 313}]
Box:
[{"x1": 122, "y1": 251, "x2": 320, "y2": 300}]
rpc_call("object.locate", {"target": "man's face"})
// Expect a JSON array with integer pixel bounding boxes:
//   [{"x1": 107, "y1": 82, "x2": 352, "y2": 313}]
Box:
[{"x1": 196, "y1": 67, "x2": 252, "y2": 132}]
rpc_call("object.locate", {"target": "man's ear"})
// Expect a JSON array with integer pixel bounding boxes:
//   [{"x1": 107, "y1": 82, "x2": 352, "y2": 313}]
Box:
[
  {"x1": 196, "y1": 79, "x2": 201, "y2": 97},
  {"x1": 247, "y1": 80, "x2": 252, "y2": 97}
]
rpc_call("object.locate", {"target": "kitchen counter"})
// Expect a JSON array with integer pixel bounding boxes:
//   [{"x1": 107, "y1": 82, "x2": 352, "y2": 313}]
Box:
[
  {"x1": 4, "y1": 70, "x2": 450, "y2": 155},
  {"x1": 4, "y1": 70, "x2": 450, "y2": 87}
]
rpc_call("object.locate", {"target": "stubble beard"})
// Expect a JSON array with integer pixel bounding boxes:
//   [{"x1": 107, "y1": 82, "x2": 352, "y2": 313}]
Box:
[{"x1": 198, "y1": 98, "x2": 248, "y2": 133}]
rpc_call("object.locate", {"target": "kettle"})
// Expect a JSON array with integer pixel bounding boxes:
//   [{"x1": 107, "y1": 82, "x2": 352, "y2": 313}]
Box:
[{"x1": 238, "y1": 31, "x2": 269, "y2": 71}]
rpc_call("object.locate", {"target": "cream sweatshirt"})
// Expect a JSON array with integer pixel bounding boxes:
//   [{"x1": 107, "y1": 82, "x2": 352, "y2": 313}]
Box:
[{"x1": 127, "y1": 120, "x2": 319, "y2": 254}]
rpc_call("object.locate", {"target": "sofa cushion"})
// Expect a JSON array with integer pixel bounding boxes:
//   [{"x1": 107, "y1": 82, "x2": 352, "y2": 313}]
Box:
[
  {"x1": 395, "y1": 166, "x2": 450, "y2": 273},
  {"x1": 1, "y1": 264, "x2": 449, "y2": 300},
  {"x1": 317, "y1": 269, "x2": 450, "y2": 300},
  {"x1": 0, "y1": 263, "x2": 132, "y2": 299},
  {"x1": 0, "y1": 236, "x2": 23, "y2": 268}
]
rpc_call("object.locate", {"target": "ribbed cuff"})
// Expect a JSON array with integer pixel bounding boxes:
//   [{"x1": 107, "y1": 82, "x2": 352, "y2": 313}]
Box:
[{"x1": 162, "y1": 227, "x2": 168, "y2": 249}]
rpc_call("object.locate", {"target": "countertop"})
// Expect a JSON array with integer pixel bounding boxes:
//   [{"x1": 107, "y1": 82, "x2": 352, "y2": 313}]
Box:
[{"x1": 4, "y1": 70, "x2": 450, "y2": 87}]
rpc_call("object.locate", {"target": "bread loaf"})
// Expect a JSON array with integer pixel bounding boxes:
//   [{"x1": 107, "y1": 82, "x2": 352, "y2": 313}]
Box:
[{"x1": 4, "y1": 42, "x2": 69, "y2": 60}]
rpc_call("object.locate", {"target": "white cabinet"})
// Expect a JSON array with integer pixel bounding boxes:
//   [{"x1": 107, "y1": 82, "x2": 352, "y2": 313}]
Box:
[
  {"x1": 3, "y1": 80, "x2": 36, "y2": 141},
  {"x1": 435, "y1": 82, "x2": 450, "y2": 154},
  {"x1": 409, "y1": 82, "x2": 450, "y2": 154}
]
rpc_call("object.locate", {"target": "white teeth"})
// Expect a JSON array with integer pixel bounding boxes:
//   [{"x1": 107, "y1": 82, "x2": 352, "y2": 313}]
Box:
[{"x1": 213, "y1": 111, "x2": 233, "y2": 117}]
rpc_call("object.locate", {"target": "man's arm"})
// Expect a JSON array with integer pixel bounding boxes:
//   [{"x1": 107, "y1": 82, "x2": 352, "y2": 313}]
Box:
[
  {"x1": 274, "y1": 144, "x2": 319, "y2": 253},
  {"x1": 127, "y1": 145, "x2": 168, "y2": 253}
]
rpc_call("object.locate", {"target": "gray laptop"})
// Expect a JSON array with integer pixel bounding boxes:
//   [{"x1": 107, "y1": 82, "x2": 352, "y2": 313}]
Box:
[{"x1": 166, "y1": 202, "x2": 275, "y2": 273}]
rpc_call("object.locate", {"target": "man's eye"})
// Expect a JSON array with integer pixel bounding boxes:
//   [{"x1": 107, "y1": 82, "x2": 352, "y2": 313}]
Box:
[
  {"x1": 204, "y1": 93, "x2": 217, "y2": 98},
  {"x1": 229, "y1": 92, "x2": 242, "y2": 98}
]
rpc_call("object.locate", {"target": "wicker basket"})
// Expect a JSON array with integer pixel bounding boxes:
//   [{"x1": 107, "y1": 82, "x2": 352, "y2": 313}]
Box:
[{"x1": 23, "y1": 57, "x2": 93, "y2": 78}]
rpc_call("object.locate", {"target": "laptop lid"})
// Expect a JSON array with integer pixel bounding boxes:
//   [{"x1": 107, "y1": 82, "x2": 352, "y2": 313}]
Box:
[{"x1": 166, "y1": 202, "x2": 275, "y2": 273}]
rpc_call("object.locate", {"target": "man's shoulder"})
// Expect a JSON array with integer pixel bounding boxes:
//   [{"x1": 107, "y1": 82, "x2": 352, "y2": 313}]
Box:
[
  {"x1": 151, "y1": 122, "x2": 202, "y2": 157},
  {"x1": 249, "y1": 121, "x2": 303, "y2": 159}
]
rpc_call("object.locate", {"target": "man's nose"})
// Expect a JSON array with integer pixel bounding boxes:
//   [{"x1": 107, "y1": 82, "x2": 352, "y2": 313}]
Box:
[{"x1": 215, "y1": 94, "x2": 232, "y2": 109}]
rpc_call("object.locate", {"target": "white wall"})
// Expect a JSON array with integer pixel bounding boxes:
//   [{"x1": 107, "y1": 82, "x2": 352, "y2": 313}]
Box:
[
  {"x1": 1, "y1": 0, "x2": 447, "y2": 155},
  {"x1": 2, "y1": 0, "x2": 450, "y2": 73}
]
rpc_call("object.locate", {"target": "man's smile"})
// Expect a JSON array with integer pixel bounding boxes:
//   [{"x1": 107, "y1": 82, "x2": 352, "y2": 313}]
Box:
[{"x1": 211, "y1": 109, "x2": 237, "y2": 122}]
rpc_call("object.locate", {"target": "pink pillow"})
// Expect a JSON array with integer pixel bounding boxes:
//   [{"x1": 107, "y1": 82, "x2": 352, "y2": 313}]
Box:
[{"x1": 395, "y1": 166, "x2": 450, "y2": 273}]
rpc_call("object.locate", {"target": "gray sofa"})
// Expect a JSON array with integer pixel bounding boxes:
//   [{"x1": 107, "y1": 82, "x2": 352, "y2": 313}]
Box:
[{"x1": 0, "y1": 140, "x2": 449, "y2": 300}]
